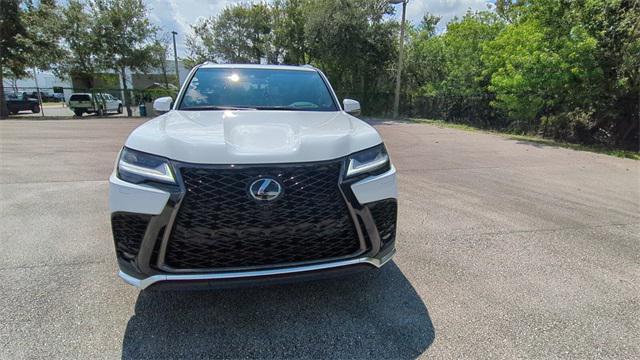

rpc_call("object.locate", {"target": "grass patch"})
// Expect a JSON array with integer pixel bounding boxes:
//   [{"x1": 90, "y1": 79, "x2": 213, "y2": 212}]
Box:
[
  {"x1": 406, "y1": 117, "x2": 640, "y2": 160},
  {"x1": 408, "y1": 118, "x2": 481, "y2": 132},
  {"x1": 506, "y1": 134, "x2": 640, "y2": 160}
]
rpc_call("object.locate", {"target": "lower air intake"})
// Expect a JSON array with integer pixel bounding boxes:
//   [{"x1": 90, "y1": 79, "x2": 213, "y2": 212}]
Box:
[
  {"x1": 368, "y1": 199, "x2": 397, "y2": 246},
  {"x1": 112, "y1": 213, "x2": 150, "y2": 260}
]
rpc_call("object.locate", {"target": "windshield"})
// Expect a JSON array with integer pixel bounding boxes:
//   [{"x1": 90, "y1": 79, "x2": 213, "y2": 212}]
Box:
[
  {"x1": 179, "y1": 68, "x2": 338, "y2": 111},
  {"x1": 70, "y1": 94, "x2": 91, "y2": 102}
]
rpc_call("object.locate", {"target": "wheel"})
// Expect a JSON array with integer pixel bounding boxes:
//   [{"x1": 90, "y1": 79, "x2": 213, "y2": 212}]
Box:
[
  {"x1": 74, "y1": 109, "x2": 84, "y2": 117},
  {"x1": 117, "y1": 104, "x2": 123, "y2": 114},
  {"x1": 31, "y1": 105, "x2": 40, "y2": 114},
  {"x1": 96, "y1": 107, "x2": 104, "y2": 117}
]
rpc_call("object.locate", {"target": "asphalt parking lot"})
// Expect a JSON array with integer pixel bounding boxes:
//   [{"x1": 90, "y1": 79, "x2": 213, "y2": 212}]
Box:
[{"x1": 1, "y1": 118, "x2": 638, "y2": 359}]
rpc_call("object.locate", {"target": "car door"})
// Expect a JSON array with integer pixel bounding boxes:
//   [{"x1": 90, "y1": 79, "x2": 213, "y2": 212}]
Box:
[
  {"x1": 6, "y1": 93, "x2": 19, "y2": 113},
  {"x1": 20, "y1": 93, "x2": 32, "y2": 111},
  {"x1": 110, "y1": 95, "x2": 120, "y2": 111},
  {"x1": 102, "y1": 94, "x2": 112, "y2": 111},
  {"x1": 105, "y1": 94, "x2": 118, "y2": 111},
  {"x1": 92, "y1": 94, "x2": 102, "y2": 111}
]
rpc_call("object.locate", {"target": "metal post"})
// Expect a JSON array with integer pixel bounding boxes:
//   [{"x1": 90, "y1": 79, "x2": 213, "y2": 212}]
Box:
[
  {"x1": 118, "y1": 71, "x2": 126, "y2": 113},
  {"x1": 33, "y1": 69, "x2": 45, "y2": 117},
  {"x1": 392, "y1": 0, "x2": 407, "y2": 119},
  {"x1": 172, "y1": 31, "x2": 180, "y2": 87}
]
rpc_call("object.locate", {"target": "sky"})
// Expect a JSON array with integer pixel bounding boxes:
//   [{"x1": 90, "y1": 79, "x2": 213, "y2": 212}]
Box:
[{"x1": 146, "y1": 0, "x2": 495, "y2": 57}]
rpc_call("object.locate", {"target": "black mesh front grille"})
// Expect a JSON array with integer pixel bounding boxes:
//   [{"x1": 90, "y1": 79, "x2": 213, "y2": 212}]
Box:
[
  {"x1": 368, "y1": 199, "x2": 397, "y2": 245},
  {"x1": 112, "y1": 213, "x2": 150, "y2": 259},
  {"x1": 164, "y1": 161, "x2": 361, "y2": 270}
]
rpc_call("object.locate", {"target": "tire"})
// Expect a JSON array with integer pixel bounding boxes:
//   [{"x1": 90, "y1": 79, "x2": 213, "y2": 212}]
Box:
[
  {"x1": 74, "y1": 109, "x2": 84, "y2": 117},
  {"x1": 31, "y1": 105, "x2": 40, "y2": 114},
  {"x1": 96, "y1": 107, "x2": 104, "y2": 117},
  {"x1": 117, "y1": 104, "x2": 123, "y2": 114}
]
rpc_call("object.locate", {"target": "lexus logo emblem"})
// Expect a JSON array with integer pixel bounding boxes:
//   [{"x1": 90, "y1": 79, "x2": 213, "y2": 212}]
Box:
[{"x1": 249, "y1": 178, "x2": 282, "y2": 201}]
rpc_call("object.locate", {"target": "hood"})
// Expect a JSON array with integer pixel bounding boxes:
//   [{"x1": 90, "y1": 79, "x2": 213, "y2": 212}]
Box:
[{"x1": 125, "y1": 110, "x2": 382, "y2": 164}]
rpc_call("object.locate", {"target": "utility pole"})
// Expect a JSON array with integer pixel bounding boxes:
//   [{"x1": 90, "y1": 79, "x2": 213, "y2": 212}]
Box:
[
  {"x1": 390, "y1": 0, "x2": 408, "y2": 119},
  {"x1": 33, "y1": 69, "x2": 44, "y2": 117},
  {"x1": 0, "y1": 63, "x2": 7, "y2": 119},
  {"x1": 171, "y1": 31, "x2": 180, "y2": 87}
]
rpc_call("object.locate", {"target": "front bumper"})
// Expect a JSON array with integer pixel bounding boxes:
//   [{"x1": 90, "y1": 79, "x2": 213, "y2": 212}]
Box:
[
  {"x1": 120, "y1": 247, "x2": 395, "y2": 290},
  {"x1": 109, "y1": 161, "x2": 397, "y2": 289}
]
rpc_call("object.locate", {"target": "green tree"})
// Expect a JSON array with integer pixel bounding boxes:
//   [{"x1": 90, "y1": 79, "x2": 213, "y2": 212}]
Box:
[
  {"x1": 22, "y1": 0, "x2": 66, "y2": 73},
  {"x1": 184, "y1": 0, "x2": 398, "y2": 114},
  {"x1": 483, "y1": 0, "x2": 638, "y2": 147},
  {"x1": 405, "y1": 14, "x2": 444, "y2": 94},
  {"x1": 0, "y1": 0, "x2": 28, "y2": 118},
  {"x1": 572, "y1": 0, "x2": 639, "y2": 146},
  {"x1": 186, "y1": 3, "x2": 274, "y2": 65},
  {"x1": 18, "y1": 0, "x2": 66, "y2": 109},
  {"x1": 273, "y1": 0, "x2": 310, "y2": 64},
  {"x1": 150, "y1": 35, "x2": 172, "y2": 88},
  {"x1": 439, "y1": 12, "x2": 504, "y2": 97},
  {"x1": 59, "y1": 0, "x2": 101, "y2": 88},
  {"x1": 483, "y1": 19, "x2": 602, "y2": 132},
  {"x1": 92, "y1": 0, "x2": 158, "y2": 116},
  {"x1": 494, "y1": 0, "x2": 522, "y2": 22},
  {"x1": 304, "y1": 0, "x2": 397, "y2": 110},
  {"x1": 405, "y1": 12, "x2": 504, "y2": 125}
]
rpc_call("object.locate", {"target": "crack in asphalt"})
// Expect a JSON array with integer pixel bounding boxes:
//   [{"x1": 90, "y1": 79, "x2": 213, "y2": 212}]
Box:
[
  {"x1": 449, "y1": 222, "x2": 640, "y2": 237},
  {"x1": 0, "y1": 259, "x2": 110, "y2": 272}
]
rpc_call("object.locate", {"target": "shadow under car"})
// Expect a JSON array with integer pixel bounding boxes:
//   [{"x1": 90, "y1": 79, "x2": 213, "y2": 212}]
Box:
[{"x1": 121, "y1": 262, "x2": 434, "y2": 359}]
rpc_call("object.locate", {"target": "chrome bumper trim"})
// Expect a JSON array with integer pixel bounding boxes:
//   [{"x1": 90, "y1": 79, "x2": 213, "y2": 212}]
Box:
[{"x1": 119, "y1": 248, "x2": 396, "y2": 290}]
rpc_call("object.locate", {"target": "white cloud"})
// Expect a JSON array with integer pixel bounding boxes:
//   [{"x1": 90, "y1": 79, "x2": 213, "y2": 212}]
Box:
[
  {"x1": 144, "y1": 0, "x2": 495, "y2": 57},
  {"x1": 394, "y1": 0, "x2": 494, "y2": 27},
  {"x1": 145, "y1": 0, "x2": 244, "y2": 56}
]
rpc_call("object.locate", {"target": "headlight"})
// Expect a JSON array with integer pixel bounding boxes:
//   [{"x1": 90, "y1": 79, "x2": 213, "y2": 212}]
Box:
[
  {"x1": 117, "y1": 147, "x2": 175, "y2": 184},
  {"x1": 346, "y1": 144, "x2": 390, "y2": 177}
]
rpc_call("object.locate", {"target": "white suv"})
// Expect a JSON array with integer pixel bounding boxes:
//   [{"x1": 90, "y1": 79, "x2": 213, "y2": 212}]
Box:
[{"x1": 109, "y1": 64, "x2": 397, "y2": 290}]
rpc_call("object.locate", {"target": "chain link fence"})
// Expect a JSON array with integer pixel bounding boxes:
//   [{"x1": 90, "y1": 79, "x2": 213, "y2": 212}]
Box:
[
  {"x1": 336, "y1": 91, "x2": 508, "y2": 129},
  {"x1": 6, "y1": 85, "x2": 504, "y2": 130},
  {"x1": 3, "y1": 86, "x2": 177, "y2": 118}
]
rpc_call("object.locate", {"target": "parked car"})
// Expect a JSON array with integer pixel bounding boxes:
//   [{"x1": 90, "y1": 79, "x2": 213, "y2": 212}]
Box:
[
  {"x1": 5, "y1": 92, "x2": 40, "y2": 114},
  {"x1": 51, "y1": 93, "x2": 65, "y2": 102},
  {"x1": 110, "y1": 64, "x2": 398, "y2": 290},
  {"x1": 68, "y1": 92, "x2": 123, "y2": 116},
  {"x1": 28, "y1": 91, "x2": 48, "y2": 101},
  {"x1": 25, "y1": 91, "x2": 63, "y2": 102}
]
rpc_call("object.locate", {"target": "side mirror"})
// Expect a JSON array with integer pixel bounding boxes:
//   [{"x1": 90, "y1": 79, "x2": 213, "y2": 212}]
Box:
[
  {"x1": 343, "y1": 99, "x2": 361, "y2": 116},
  {"x1": 153, "y1": 96, "x2": 173, "y2": 113}
]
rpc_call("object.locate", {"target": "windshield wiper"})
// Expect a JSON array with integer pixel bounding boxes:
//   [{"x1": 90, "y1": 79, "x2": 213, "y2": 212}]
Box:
[
  {"x1": 181, "y1": 105, "x2": 256, "y2": 111},
  {"x1": 253, "y1": 106, "x2": 305, "y2": 111}
]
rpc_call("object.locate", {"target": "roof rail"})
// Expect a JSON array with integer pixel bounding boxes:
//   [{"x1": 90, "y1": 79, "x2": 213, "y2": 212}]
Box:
[{"x1": 301, "y1": 64, "x2": 318, "y2": 70}]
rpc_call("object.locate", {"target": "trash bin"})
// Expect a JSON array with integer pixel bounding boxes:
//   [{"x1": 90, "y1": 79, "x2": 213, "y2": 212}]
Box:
[{"x1": 138, "y1": 103, "x2": 147, "y2": 117}]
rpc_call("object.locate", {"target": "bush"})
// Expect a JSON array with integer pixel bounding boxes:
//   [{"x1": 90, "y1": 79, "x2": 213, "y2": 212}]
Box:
[{"x1": 540, "y1": 109, "x2": 595, "y2": 144}]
